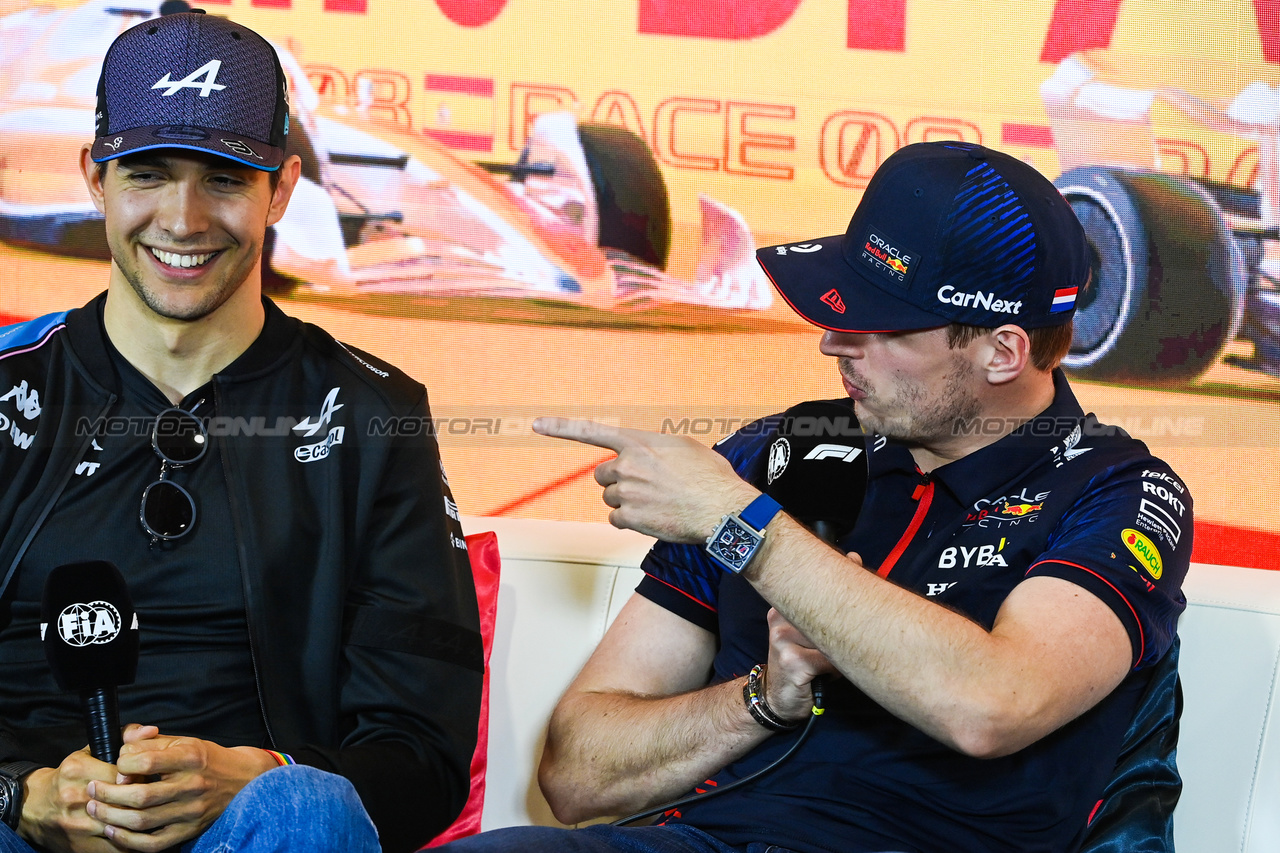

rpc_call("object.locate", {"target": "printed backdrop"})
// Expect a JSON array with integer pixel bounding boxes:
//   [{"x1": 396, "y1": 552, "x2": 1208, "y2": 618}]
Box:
[{"x1": 2, "y1": 0, "x2": 1278, "y2": 569}]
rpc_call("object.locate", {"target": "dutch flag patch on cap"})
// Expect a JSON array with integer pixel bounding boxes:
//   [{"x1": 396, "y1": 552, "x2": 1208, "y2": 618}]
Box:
[{"x1": 1050, "y1": 287, "x2": 1078, "y2": 313}]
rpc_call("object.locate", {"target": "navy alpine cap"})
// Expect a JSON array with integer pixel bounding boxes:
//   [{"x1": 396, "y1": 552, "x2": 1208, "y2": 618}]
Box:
[
  {"x1": 91, "y1": 10, "x2": 289, "y2": 171},
  {"x1": 757, "y1": 141, "x2": 1090, "y2": 333}
]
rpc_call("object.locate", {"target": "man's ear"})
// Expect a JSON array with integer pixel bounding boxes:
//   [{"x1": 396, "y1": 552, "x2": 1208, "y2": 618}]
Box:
[
  {"x1": 265, "y1": 155, "x2": 303, "y2": 228},
  {"x1": 79, "y1": 145, "x2": 107, "y2": 215},
  {"x1": 983, "y1": 325, "x2": 1032, "y2": 386}
]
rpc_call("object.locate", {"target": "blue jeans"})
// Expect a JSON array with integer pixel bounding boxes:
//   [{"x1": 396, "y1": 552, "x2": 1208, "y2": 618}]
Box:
[
  {"x1": 432, "y1": 823, "x2": 801, "y2": 853},
  {"x1": 433, "y1": 824, "x2": 912, "y2": 853},
  {"x1": 0, "y1": 765, "x2": 379, "y2": 853}
]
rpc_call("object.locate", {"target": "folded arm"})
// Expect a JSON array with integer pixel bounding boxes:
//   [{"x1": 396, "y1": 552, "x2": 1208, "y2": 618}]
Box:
[{"x1": 539, "y1": 593, "x2": 833, "y2": 824}]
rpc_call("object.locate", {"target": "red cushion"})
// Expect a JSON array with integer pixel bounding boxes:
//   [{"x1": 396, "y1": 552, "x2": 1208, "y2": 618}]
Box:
[{"x1": 424, "y1": 530, "x2": 501, "y2": 847}]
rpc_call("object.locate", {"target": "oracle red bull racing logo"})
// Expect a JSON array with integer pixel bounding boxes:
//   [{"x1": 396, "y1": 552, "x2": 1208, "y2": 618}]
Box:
[
  {"x1": 965, "y1": 489, "x2": 1050, "y2": 528},
  {"x1": 860, "y1": 231, "x2": 915, "y2": 284}
]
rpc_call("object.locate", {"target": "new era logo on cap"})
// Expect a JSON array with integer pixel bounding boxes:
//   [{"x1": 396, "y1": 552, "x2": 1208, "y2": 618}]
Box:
[{"x1": 91, "y1": 11, "x2": 289, "y2": 171}]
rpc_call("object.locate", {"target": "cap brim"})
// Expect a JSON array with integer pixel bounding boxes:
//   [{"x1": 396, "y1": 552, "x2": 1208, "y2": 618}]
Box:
[
  {"x1": 91, "y1": 126, "x2": 284, "y2": 171},
  {"x1": 757, "y1": 236, "x2": 951, "y2": 333}
]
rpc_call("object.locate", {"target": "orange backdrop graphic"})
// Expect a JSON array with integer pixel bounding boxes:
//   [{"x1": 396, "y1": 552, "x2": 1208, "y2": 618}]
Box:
[{"x1": 2, "y1": 0, "x2": 1279, "y2": 568}]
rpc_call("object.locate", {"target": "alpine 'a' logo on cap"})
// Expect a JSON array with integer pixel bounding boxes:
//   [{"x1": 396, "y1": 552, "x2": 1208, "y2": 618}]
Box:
[
  {"x1": 152, "y1": 59, "x2": 226, "y2": 97},
  {"x1": 820, "y1": 289, "x2": 846, "y2": 313}
]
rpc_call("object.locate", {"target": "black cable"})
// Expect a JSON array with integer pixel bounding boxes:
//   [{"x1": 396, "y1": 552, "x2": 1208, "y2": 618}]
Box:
[{"x1": 610, "y1": 677, "x2": 826, "y2": 827}]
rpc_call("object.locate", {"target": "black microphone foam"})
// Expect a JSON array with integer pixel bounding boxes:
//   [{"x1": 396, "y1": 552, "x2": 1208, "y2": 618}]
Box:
[
  {"x1": 41, "y1": 561, "x2": 139, "y2": 763},
  {"x1": 41, "y1": 561, "x2": 139, "y2": 691},
  {"x1": 762, "y1": 400, "x2": 869, "y2": 543}
]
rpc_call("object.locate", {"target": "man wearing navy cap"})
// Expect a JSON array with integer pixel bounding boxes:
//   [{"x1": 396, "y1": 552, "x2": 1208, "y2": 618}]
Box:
[
  {"x1": 439, "y1": 142, "x2": 1192, "y2": 852},
  {"x1": 0, "y1": 9, "x2": 480, "y2": 853}
]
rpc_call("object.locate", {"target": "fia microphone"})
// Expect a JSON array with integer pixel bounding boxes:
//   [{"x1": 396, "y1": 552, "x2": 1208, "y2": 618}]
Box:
[
  {"x1": 40, "y1": 561, "x2": 139, "y2": 764},
  {"x1": 762, "y1": 399, "x2": 869, "y2": 543}
]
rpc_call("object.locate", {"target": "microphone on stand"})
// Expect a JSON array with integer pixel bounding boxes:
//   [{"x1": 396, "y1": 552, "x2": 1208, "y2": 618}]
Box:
[
  {"x1": 40, "y1": 561, "x2": 139, "y2": 764},
  {"x1": 762, "y1": 399, "x2": 869, "y2": 544}
]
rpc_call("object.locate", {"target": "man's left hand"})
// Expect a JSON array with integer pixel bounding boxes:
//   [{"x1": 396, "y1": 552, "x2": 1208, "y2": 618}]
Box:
[
  {"x1": 533, "y1": 418, "x2": 759, "y2": 543},
  {"x1": 84, "y1": 726, "x2": 276, "y2": 852}
]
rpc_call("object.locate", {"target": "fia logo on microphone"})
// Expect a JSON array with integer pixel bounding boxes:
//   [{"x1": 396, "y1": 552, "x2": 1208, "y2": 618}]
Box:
[{"x1": 43, "y1": 602, "x2": 123, "y2": 647}]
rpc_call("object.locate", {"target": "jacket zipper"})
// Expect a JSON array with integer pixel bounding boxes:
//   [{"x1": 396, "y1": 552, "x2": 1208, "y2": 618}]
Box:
[{"x1": 213, "y1": 381, "x2": 279, "y2": 749}]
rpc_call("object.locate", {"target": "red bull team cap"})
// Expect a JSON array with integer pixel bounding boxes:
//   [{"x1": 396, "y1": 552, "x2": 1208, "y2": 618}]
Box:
[{"x1": 757, "y1": 142, "x2": 1090, "y2": 333}]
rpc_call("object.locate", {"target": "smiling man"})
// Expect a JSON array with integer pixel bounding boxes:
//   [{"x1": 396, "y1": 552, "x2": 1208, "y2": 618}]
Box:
[
  {"x1": 435, "y1": 142, "x2": 1192, "y2": 853},
  {"x1": 0, "y1": 10, "x2": 480, "y2": 853}
]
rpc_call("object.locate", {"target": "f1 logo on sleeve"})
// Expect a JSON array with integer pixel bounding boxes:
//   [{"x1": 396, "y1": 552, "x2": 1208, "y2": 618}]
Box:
[{"x1": 803, "y1": 443, "x2": 862, "y2": 462}]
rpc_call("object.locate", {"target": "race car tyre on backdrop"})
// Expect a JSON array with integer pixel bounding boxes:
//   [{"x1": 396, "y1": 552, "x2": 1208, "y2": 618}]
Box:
[
  {"x1": 576, "y1": 122, "x2": 673, "y2": 270},
  {"x1": 1055, "y1": 166, "x2": 1247, "y2": 386}
]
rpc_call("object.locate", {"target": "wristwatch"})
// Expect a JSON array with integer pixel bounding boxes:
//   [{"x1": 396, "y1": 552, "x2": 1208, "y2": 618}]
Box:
[
  {"x1": 0, "y1": 761, "x2": 40, "y2": 831},
  {"x1": 705, "y1": 494, "x2": 783, "y2": 573}
]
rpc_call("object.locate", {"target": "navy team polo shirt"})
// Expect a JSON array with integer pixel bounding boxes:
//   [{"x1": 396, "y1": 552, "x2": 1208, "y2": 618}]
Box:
[{"x1": 636, "y1": 371, "x2": 1191, "y2": 853}]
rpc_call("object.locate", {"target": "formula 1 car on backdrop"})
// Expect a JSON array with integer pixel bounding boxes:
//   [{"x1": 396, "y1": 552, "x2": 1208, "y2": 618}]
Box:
[
  {"x1": 0, "y1": 0, "x2": 774, "y2": 329},
  {"x1": 1043, "y1": 51, "x2": 1280, "y2": 386}
]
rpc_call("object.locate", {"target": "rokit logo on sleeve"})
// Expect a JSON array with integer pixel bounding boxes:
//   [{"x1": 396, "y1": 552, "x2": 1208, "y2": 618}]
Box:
[
  {"x1": 1134, "y1": 470, "x2": 1187, "y2": 547},
  {"x1": 293, "y1": 387, "x2": 345, "y2": 463}
]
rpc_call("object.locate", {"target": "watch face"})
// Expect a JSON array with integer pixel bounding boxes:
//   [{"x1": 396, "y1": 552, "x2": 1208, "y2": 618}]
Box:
[
  {"x1": 0, "y1": 782, "x2": 9, "y2": 819},
  {"x1": 709, "y1": 517, "x2": 760, "y2": 572}
]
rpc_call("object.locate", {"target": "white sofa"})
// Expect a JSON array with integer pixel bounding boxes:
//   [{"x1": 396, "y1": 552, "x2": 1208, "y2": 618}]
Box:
[{"x1": 462, "y1": 515, "x2": 1280, "y2": 851}]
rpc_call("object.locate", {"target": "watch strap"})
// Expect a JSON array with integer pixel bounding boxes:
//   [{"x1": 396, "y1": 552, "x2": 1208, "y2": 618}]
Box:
[
  {"x1": 0, "y1": 761, "x2": 39, "y2": 831},
  {"x1": 739, "y1": 493, "x2": 783, "y2": 532}
]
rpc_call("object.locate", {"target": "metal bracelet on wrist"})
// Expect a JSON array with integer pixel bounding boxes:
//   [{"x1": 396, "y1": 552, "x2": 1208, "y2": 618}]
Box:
[{"x1": 743, "y1": 664, "x2": 800, "y2": 732}]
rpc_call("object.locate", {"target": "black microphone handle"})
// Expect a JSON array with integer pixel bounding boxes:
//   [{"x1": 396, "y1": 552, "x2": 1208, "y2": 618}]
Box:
[
  {"x1": 81, "y1": 687, "x2": 122, "y2": 764},
  {"x1": 811, "y1": 520, "x2": 844, "y2": 545}
]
